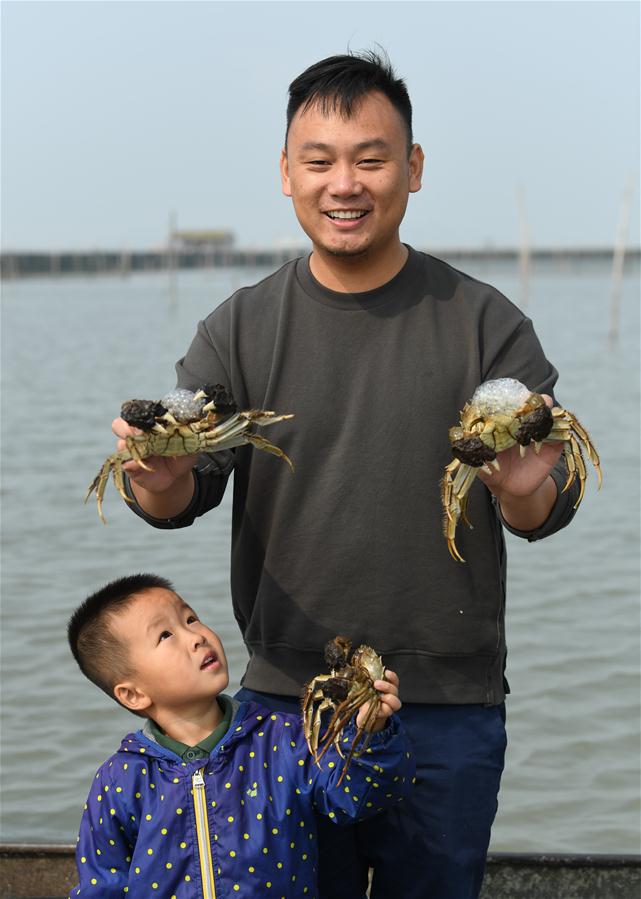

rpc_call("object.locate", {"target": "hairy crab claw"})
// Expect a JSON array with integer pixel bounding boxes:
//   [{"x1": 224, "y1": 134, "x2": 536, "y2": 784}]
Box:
[
  {"x1": 441, "y1": 378, "x2": 601, "y2": 562},
  {"x1": 86, "y1": 385, "x2": 294, "y2": 523}
]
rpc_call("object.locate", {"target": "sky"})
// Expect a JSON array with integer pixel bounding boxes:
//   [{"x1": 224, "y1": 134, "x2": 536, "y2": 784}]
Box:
[{"x1": 1, "y1": 0, "x2": 639, "y2": 252}]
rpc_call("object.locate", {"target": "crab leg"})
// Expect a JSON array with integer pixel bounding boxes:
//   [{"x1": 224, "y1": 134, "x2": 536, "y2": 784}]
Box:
[
  {"x1": 549, "y1": 409, "x2": 602, "y2": 488},
  {"x1": 124, "y1": 436, "x2": 154, "y2": 471},
  {"x1": 243, "y1": 434, "x2": 295, "y2": 472},
  {"x1": 112, "y1": 458, "x2": 134, "y2": 507},
  {"x1": 336, "y1": 696, "x2": 381, "y2": 786},
  {"x1": 84, "y1": 461, "x2": 112, "y2": 523},
  {"x1": 441, "y1": 460, "x2": 461, "y2": 523},
  {"x1": 459, "y1": 492, "x2": 472, "y2": 529},
  {"x1": 205, "y1": 411, "x2": 293, "y2": 446},
  {"x1": 302, "y1": 686, "x2": 333, "y2": 759},
  {"x1": 315, "y1": 685, "x2": 372, "y2": 765},
  {"x1": 452, "y1": 460, "x2": 480, "y2": 497},
  {"x1": 566, "y1": 421, "x2": 601, "y2": 488},
  {"x1": 200, "y1": 414, "x2": 295, "y2": 467},
  {"x1": 206, "y1": 412, "x2": 254, "y2": 442},
  {"x1": 559, "y1": 440, "x2": 578, "y2": 495},
  {"x1": 441, "y1": 471, "x2": 464, "y2": 561},
  {"x1": 442, "y1": 460, "x2": 478, "y2": 524},
  {"x1": 446, "y1": 533, "x2": 466, "y2": 563},
  {"x1": 547, "y1": 425, "x2": 594, "y2": 508},
  {"x1": 441, "y1": 460, "x2": 480, "y2": 562},
  {"x1": 310, "y1": 700, "x2": 333, "y2": 760},
  {"x1": 568, "y1": 435, "x2": 588, "y2": 508}
]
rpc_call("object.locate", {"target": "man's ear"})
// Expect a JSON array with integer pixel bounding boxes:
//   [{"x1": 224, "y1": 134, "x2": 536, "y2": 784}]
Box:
[
  {"x1": 114, "y1": 680, "x2": 152, "y2": 713},
  {"x1": 280, "y1": 148, "x2": 292, "y2": 197},
  {"x1": 408, "y1": 143, "x2": 425, "y2": 194}
]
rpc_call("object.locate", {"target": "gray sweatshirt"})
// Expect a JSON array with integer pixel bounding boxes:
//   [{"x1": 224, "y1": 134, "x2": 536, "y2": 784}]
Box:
[{"x1": 130, "y1": 247, "x2": 578, "y2": 704}]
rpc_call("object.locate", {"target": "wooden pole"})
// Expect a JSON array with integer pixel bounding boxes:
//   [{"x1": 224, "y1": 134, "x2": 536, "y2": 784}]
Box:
[
  {"x1": 516, "y1": 185, "x2": 530, "y2": 310},
  {"x1": 168, "y1": 210, "x2": 178, "y2": 306},
  {"x1": 608, "y1": 176, "x2": 634, "y2": 342}
]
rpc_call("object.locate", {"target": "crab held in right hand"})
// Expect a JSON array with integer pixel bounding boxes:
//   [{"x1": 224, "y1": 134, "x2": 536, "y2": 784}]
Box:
[
  {"x1": 441, "y1": 378, "x2": 602, "y2": 562},
  {"x1": 86, "y1": 385, "x2": 294, "y2": 523}
]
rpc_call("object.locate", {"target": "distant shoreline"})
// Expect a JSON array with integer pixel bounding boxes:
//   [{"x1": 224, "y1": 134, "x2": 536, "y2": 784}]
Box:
[{"x1": 1, "y1": 246, "x2": 640, "y2": 280}]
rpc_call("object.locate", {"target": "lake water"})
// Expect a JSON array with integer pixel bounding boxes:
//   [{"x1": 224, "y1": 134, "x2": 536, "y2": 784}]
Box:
[{"x1": 1, "y1": 259, "x2": 639, "y2": 853}]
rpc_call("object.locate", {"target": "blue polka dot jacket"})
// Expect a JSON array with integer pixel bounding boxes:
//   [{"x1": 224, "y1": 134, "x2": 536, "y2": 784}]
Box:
[{"x1": 70, "y1": 699, "x2": 415, "y2": 897}]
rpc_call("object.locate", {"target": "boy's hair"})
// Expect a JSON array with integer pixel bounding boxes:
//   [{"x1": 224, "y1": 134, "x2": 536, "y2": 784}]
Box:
[
  {"x1": 68, "y1": 573, "x2": 174, "y2": 710},
  {"x1": 286, "y1": 49, "x2": 413, "y2": 153}
]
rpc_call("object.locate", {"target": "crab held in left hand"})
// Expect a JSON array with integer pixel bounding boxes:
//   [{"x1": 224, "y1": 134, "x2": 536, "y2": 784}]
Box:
[
  {"x1": 302, "y1": 636, "x2": 385, "y2": 786},
  {"x1": 441, "y1": 378, "x2": 602, "y2": 562},
  {"x1": 86, "y1": 385, "x2": 294, "y2": 522}
]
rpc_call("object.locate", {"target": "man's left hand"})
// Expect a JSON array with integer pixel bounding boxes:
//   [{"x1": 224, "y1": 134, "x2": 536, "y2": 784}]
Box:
[{"x1": 477, "y1": 394, "x2": 562, "y2": 529}]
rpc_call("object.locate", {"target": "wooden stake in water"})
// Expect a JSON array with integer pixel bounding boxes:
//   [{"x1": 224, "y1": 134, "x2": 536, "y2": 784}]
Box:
[
  {"x1": 608, "y1": 177, "x2": 634, "y2": 343},
  {"x1": 516, "y1": 185, "x2": 530, "y2": 310},
  {"x1": 168, "y1": 209, "x2": 178, "y2": 307}
]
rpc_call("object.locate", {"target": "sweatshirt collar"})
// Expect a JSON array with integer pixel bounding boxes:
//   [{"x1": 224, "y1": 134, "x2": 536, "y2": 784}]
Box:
[{"x1": 295, "y1": 244, "x2": 422, "y2": 311}]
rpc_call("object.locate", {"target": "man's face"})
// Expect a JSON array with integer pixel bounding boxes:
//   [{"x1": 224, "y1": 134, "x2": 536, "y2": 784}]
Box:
[
  {"x1": 111, "y1": 588, "x2": 229, "y2": 715},
  {"x1": 281, "y1": 90, "x2": 423, "y2": 262}
]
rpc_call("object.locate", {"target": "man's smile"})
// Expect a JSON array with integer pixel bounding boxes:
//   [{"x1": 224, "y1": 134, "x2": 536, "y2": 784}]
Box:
[{"x1": 324, "y1": 210, "x2": 369, "y2": 220}]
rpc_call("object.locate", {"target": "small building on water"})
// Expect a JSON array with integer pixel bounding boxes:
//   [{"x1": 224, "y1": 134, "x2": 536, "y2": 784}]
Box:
[{"x1": 171, "y1": 230, "x2": 235, "y2": 251}]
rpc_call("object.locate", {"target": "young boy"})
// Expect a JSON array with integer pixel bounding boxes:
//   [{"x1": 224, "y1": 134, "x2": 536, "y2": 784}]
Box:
[{"x1": 67, "y1": 574, "x2": 414, "y2": 898}]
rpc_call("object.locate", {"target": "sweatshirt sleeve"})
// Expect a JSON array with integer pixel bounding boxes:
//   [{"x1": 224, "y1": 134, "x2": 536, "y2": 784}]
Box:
[
  {"x1": 284, "y1": 715, "x2": 415, "y2": 825},
  {"x1": 69, "y1": 762, "x2": 136, "y2": 897},
  {"x1": 123, "y1": 453, "x2": 232, "y2": 530}
]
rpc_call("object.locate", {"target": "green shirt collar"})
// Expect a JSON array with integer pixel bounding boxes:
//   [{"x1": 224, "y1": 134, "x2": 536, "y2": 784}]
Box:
[{"x1": 147, "y1": 694, "x2": 233, "y2": 761}]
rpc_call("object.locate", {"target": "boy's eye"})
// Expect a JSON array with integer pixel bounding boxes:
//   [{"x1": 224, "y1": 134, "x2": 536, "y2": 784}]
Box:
[
  {"x1": 186, "y1": 615, "x2": 198, "y2": 625},
  {"x1": 158, "y1": 630, "x2": 172, "y2": 642}
]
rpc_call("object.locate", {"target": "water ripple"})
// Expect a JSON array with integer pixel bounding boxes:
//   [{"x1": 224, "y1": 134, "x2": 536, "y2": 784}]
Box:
[{"x1": 2, "y1": 266, "x2": 639, "y2": 851}]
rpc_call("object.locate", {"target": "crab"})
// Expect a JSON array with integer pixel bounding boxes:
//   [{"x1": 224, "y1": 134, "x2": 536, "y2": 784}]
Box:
[
  {"x1": 302, "y1": 636, "x2": 385, "y2": 785},
  {"x1": 86, "y1": 384, "x2": 294, "y2": 522},
  {"x1": 441, "y1": 378, "x2": 602, "y2": 562}
]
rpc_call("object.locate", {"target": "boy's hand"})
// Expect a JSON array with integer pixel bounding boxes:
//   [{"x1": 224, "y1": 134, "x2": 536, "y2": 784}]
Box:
[{"x1": 356, "y1": 669, "x2": 401, "y2": 733}]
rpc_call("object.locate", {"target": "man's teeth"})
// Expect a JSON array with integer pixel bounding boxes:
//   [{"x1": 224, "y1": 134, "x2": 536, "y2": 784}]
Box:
[{"x1": 327, "y1": 211, "x2": 367, "y2": 219}]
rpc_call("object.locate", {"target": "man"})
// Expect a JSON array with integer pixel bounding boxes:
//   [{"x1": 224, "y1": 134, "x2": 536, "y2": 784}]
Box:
[{"x1": 113, "y1": 52, "x2": 578, "y2": 899}]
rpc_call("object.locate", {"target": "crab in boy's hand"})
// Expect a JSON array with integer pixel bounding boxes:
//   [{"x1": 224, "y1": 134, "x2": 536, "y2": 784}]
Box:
[
  {"x1": 86, "y1": 384, "x2": 294, "y2": 522},
  {"x1": 441, "y1": 378, "x2": 601, "y2": 562},
  {"x1": 302, "y1": 636, "x2": 396, "y2": 785}
]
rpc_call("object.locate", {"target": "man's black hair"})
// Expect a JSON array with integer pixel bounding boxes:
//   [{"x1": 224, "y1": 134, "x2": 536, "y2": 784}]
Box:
[
  {"x1": 286, "y1": 50, "x2": 413, "y2": 153},
  {"x1": 68, "y1": 573, "x2": 174, "y2": 711}
]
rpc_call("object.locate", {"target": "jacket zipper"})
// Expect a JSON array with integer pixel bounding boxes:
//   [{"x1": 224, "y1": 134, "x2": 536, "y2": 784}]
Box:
[{"x1": 192, "y1": 767, "x2": 216, "y2": 898}]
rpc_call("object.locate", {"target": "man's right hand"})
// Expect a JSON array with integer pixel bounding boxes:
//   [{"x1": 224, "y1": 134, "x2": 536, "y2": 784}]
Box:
[{"x1": 112, "y1": 417, "x2": 198, "y2": 516}]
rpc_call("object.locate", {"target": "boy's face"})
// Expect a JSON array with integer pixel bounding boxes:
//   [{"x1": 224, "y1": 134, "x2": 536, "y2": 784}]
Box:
[{"x1": 111, "y1": 588, "x2": 229, "y2": 715}]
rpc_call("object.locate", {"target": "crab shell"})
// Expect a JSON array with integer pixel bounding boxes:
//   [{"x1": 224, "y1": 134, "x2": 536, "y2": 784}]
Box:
[{"x1": 350, "y1": 645, "x2": 385, "y2": 685}]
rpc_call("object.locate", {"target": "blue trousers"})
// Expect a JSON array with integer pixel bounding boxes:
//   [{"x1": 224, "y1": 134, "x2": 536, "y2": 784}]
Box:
[{"x1": 235, "y1": 688, "x2": 507, "y2": 899}]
